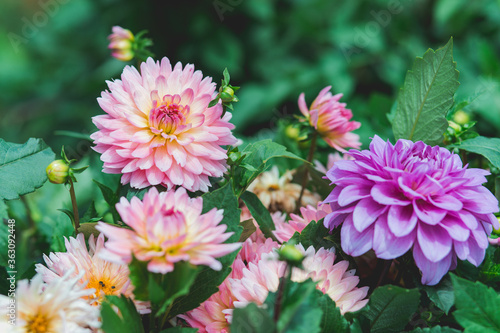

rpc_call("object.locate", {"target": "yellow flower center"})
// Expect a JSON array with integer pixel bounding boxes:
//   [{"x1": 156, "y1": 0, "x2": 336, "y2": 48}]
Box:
[
  {"x1": 149, "y1": 94, "x2": 189, "y2": 135},
  {"x1": 86, "y1": 275, "x2": 119, "y2": 303},
  {"x1": 26, "y1": 312, "x2": 50, "y2": 333}
]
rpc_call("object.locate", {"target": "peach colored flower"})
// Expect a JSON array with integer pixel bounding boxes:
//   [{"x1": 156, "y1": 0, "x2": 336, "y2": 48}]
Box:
[
  {"x1": 108, "y1": 26, "x2": 135, "y2": 61},
  {"x1": 299, "y1": 86, "x2": 361, "y2": 152},
  {"x1": 247, "y1": 166, "x2": 320, "y2": 213},
  {"x1": 97, "y1": 187, "x2": 241, "y2": 274},
  {"x1": 91, "y1": 57, "x2": 237, "y2": 192}
]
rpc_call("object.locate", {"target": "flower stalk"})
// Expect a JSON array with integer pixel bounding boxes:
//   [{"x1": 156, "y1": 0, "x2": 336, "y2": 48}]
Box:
[{"x1": 297, "y1": 131, "x2": 318, "y2": 210}]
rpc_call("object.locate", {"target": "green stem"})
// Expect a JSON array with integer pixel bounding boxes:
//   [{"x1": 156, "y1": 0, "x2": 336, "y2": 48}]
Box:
[
  {"x1": 68, "y1": 178, "x2": 80, "y2": 234},
  {"x1": 297, "y1": 131, "x2": 318, "y2": 210},
  {"x1": 274, "y1": 264, "x2": 292, "y2": 324}
]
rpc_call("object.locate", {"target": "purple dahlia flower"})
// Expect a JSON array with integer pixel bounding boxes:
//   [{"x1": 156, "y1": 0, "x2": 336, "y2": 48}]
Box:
[{"x1": 323, "y1": 135, "x2": 499, "y2": 285}]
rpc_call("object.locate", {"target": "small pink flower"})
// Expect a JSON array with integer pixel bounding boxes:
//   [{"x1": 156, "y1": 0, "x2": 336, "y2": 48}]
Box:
[
  {"x1": 314, "y1": 152, "x2": 354, "y2": 174},
  {"x1": 108, "y1": 26, "x2": 135, "y2": 61},
  {"x1": 91, "y1": 57, "x2": 237, "y2": 192},
  {"x1": 229, "y1": 244, "x2": 368, "y2": 315},
  {"x1": 96, "y1": 187, "x2": 241, "y2": 274},
  {"x1": 299, "y1": 86, "x2": 361, "y2": 152},
  {"x1": 273, "y1": 203, "x2": 333, "y2": 243}
]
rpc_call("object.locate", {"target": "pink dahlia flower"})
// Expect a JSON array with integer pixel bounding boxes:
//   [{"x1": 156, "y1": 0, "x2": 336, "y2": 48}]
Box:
[
  {"x1": 91, "y1": 57, "x2": 237, "y2": 192},
  {"x1": 273, "y1": 203, "x2": 333, "y2": 243},
  {"x1": 298, "y1": 86, "x2": 361, "y2": 152},
  {"x1": 229, "y1": 244, "x2": 368, "y2": 315},
  {"x1": 108, "y1": 26, "x2": 135, "y2": 61},
  {"x1": 96, "y1": 187, "x2": 241, "y2": 274},
  {"x1": 324, "y1": 135, "x2": 500, "y2": 285},
  {"x1": 35, "y1": 233, "x2": 149, "y2": 313}
]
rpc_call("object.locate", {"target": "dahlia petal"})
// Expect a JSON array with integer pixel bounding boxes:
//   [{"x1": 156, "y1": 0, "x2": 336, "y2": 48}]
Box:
[
  {"x1": 417, "y1": 223, "x2": 452, "y2": 262},
  {"x1": 413, "y1": 243, "x2": 452, "y2": 286},
  {"x1": 413, "y1": 199, "x2": 447, "y2": 225},
  {"x1": 387, "y1": 204, "x2": 418, "y2": 237},
  {"x1": 352, "y1": 197, "x2": 386, "y2": 232},
  {"x1": 338, "y1": 185, "x2": 371, "y2": 206},
  {"x1": 371, "y1": 183, "x2": 411, "y2": 206},
  {"x1": 341, "y1": 215, "x2": 373, "y2": 257},
  {"x1": 439, "y1": 215, "x2": 470, "y2": 242},
  {"x1": 373, "y1": 214, "x2": 415, "y2": 259},
  {"x1": 429, "y1": 194, "x2": 463, "y2": 211}
]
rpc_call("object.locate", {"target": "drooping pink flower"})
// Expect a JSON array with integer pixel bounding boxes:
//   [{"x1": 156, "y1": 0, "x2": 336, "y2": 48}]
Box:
[
  {"x1": 0, "y1": 273, "x2": 100, "y2": 332},
  {"x1": 314, "y1": 152, "x2": 354, "y2": 174},
  {"x1": 96, "y1": 187, "x2": 241, "y2": 274},
  {"x1": 91, "y1": 57, "x2": 237, "y2": 192},
  {"x1": 229, "y1": 244, "x2": 368, "y2": 315},
  {"x1": 298, "y1": 86, "x2": 361, "y2": 152},
  {"x1": 35, "y1": 233, "x2": 149, "y2": 313},
  {"x1": 108, "y1": 26, "x2": 135, "y2": 61},
  {"x1": 273, "y1": 203, "x2": 333, "y2": 243},
  {"x1": 324, "y1": 135, "x2": 500, "y2": 285}
]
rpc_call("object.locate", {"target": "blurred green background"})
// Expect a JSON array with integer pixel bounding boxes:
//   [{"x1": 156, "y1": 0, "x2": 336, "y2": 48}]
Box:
[{"x1": 2, "y1": 0, "x2": 500, "y2": 273}]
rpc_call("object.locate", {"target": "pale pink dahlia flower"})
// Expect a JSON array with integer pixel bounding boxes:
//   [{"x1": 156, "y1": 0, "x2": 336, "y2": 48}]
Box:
[
  {"x1": 91, "y1": 57, "x2": 237, "y2": 192},
  {"x1": 273, "y1": 203, "x2": 333, "y2": 243},
  {"x1": 108, "y1": 26, "x2": 135, "y2": 61},
  {"x1": 299, "y1": 86, "x2": 361, "y2": 152},
  {"x1": 324, "y1": 135, "x2": 500, "y2": 285},
  {"x1": 0, "y1": 273, "x2": 100, "y2": 332},
  {"x1": 229, "y1": 244, "x2": 368, "y2": 315},
  {"x1": 96, "y1": 187, "x2": 241, "y2": 274},
  {"x1": 179, "y1": 238, "x2": 279, "y2": 332},
  {"x1": 35, "y1": 233, "x2": 149, "y2": 313}
]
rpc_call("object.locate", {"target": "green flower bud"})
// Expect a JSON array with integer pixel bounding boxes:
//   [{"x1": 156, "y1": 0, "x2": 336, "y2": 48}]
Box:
[
  {"x1": 453, "y1": 110, "x2": 470, "y2": 126},
  {"x1": 46, "y1": 159, "x2": 70, "y2": 184},
  {"x1": 220, "y1": 86, "x2": 235, "y2": 103},
  {"x1": 278, "y1": 244, "x2": 305, "y2": 266},
  {"x1": 493, "y1": 217, "x2": 500, "y2": 235},
  {"x1": 448, "y1": 120, "x2": 461, "y2": 133}
]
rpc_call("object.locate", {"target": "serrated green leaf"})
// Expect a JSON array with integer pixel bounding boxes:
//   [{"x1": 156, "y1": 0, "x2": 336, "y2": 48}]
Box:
[
  {"x1": 315, "y1": 290, "x2": 349, "y2": 333},
  {"x1": 231, "y1": 303, "x2": 276, "y2": 333},
  {"x1": 422, "y1": 274, "x2": 455, "y2": 314},
  {"x1": 288, "y1": 219, "x2": 331, "y2": 251},
  {"x1": 408, "y1": 327, "x2": 462, "y2": 333},
  {"x1": 0, "y1": 138, "x2": 55, "y2": 200},
  {"x1": 451, "y1": 274, "x2": 500, "y2": 332},
  {"x1": 449, "y1": 136, "x2": 500, "y2": 169},
  {"x1": 93, "y1": 179, "x2": 118, "y2": 207},
  {"x1": 361, "y1": 285, "x2": 420, "y2": 333},
  {"x1": 241, "y1": 191, "x2": 277, "y2": 241},
  {"x1": 168, "y1": 183, "x2": 242, "y2": 317},
  {"x1": 393, "y1": 38, "x2": 460, "y2": 144},
  {"x1": 100, "y1": 295, "x2": 145, "y2": 333}
]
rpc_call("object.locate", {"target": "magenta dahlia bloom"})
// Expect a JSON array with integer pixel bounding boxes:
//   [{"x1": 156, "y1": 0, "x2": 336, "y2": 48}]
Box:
[
  {"x1": 324, "y1": 135, "x2": 500, "y2": 285},
  {"x1": 91, "y1": 57, "x2": 238, "y2": 192},
  {"x1": 298, "y1": 86, "x2": 361, "y2": 152},
  {"x1": 96, "y1": 187, "x2": 241, "y2": 274}
]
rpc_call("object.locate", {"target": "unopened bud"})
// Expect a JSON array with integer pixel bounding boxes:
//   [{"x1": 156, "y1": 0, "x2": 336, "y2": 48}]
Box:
[
  {"x1": 278, "y1": 244, "x2": 305, "y2": 266},
  {"x1": 108, "y1": 26, "x2": 135, "y2": 61},
  {"x1": 448, "y1": 120, "x2": 461, "y2": 133},
  {"x1": 453, "y1": 110, "x2": 470, "y2": 125},
  {"x1": 46, "y1": 160, "x2": 70, "y2": 184},
  {"x1": 220, "y1": 86, "x2": 235, "y2": 103}
]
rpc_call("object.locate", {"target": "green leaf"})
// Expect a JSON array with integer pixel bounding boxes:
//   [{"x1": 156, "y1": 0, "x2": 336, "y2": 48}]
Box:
[
  {"x1": 274, "y1": 280, "x2": 323, "y2": 333},
  {"x1": 241, "y1": 191, "x2": 277, "y2": 241},
  {"x1": 128, "y1": 255, "x2": 150, "y2": 301},
  {"x1": 479, "y1": 246, "x2": 500, "y2": 284},
  {"x1": 0, "y1": 138, "x2": 55, "y2": 200},
  {"x1": 315, "y1": 290, "x2": 349, "y2": 333},
  {"x1": 159, "y1": 328, "x2": 198, "y2": 333},
  {"x1": 0, "y1": 200, "x2": 8, "y2": 266},
  {"x1": 393, "y1": 38, "x2": 460, "y2": 144},
  {"x1": 239, "y1": 218, "x2": 257, "y2": 242},
  {"x1": 168, "y1": 183, "x2": 242, "y2": 318},
  {"x1": 77, "y1": 222, "x2": 102, "y2": 239},
  {"x1": 360, "y1": 285, "x2": 420, "y2": 333},
  {"x1": 451, "y1": 274, "x2": 500, "y2": 332},
  {"x1": 93, "y1": 179, "x2": 118, "y2": 207},
  {"x1": 231, "y1": 303, "x2": 276, "y2": 333},
  {"x1": 235, "y1": 140, "x2": 306, "y2": 196},
  {"x1": 422, "y1": 274, "x2": 455, "y2": 314},
  {"x1": 288, "y1": 219, "x2": 332, "y2": 251},
  {"x1": 449, "y1": 136, "x2": 500, "y2": 169},
  {"x1": 100, "y1": 295, "x2": 145, "y2": 333},
  {"x1": 408, "y1": 327, "x2": 462, "y2": 333}
]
